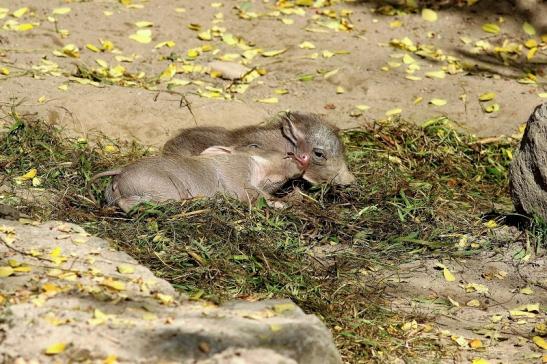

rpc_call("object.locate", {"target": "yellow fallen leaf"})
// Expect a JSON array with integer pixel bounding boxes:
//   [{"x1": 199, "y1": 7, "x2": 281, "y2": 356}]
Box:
[
  {"x1": 101, "y1": 277, "x2": 126, "y2": 291},
  {"x1": 527, "y1": 47, "x2": 538, "y2": 60},
  {"x1": 482, "y1": 23, "x2": 500, "y2": 34},
  {"x1": 14, "y1": 265, "x2": 31, "y2": 272},
  {"x1": 135, "y1": 21, "x2": 153, "y2": 28},
  {"x1": 270, "y1": 323, "x2": 283, "y2": 332},
  {"x1": 13, "y1": 7, "x2": 28, "y2": 18},
  {"x1": 422, "y1": 9, "x2": 437, "y2": 22},
  {"x1": 479, "y1": 92, "x2": 496, "y2": 101},
  {"x1": 117, "y1": 264, "x2": 135, "y2": 274},
  {"x1": 262, "y1": 49, "x2": 287, "y2": 57},
  {"x1": 490, "y1": 314, "x2": 503, "y2": 323},
  {"x1": 52, "y1": 7, "x2": 71, "y2": 15},
  {"x1": 485, "y1": 103, "x2": 500, "y2": 113},
  {"x1": 390, "y1": 20, "x2": 402, "y2": 28},
  {"x1": 466, "y1": 299, "x2": 481, "y2": 307},
  {"x1": 539, "y1": 93, "x2": 547, "y2": 98},
  {"x1": 155, "y1": 40, "x2": 175, "y2": 48},
  {"x1": 322, "y1": 50, "x2": 335, "y2": 58},
  {"x1": 510, "y1": 309, "x2": 536, "y2": 318},
  {"x1": 143, "y1": 312, "x2": 157, "y2": 320},
  {"x1": 156, "y1": 293, "x2": 174, "y2": 304},
  {"x1": 469, "y1": 339, "x2": 483, "y2": 349},
  {"x1": 520, "y1": 287, "x2": 534, "y2": 295},
  {"x1": 414, "y1": 96, "x2": 423, "y2": 104},
  {"x1": 356, "y1": 104, "x2": 370, "y2": 111},
  {"x1": 274, "y1": 89, "x2": 288, "y2": 95},
  {"x1": 524, "y1": 39, "x2": 538, "y2": 49},
  {"x1": 471, "y1": 359, "x2": 490, "y2": 364},
  {"x1": 523, "y1": 21, "x2": 536, "y2": 36},
  {"x1": 426, "y1": 70, "x2": 446, "y2": 79},
  {"x1": 129, "y1": 29, "x2": 152, "y2": 44},
  {"x1": 101, "y1": 39, "x2": 114, "y2": 51},
  {"x1": 58, "y1": 84, "x2": 68, "y2": 91},
  {"x1": 443, "y1": 266, "x2": 455, "y2": 281},
  {"x1": 0, "y1": 67, "x2": 9, "y2": 75},
  {"x1": 160, "y1": 63, "x2": 177, "y2": 81},
  {"x1": 447, "y1": 296, "x2": 460, "y2": 307},
  {"x1": 299, "y1": 41, "x2": 315, "y2": 49},
  {"x1": 273, "y1": 303, "x2": 295, "y2": 314},
  {"x1": 386, "y1": 108, "x2": 402, "y2": 116},
  {"x1": 452, "y1": 335, "x2": 469, "y2": 347},
  {"x1": 256, "y1": 97, "x2": 278, "y2": 104},
  {"x1": 281, "y1": 17, "x2": 294, "y2": 25},
  {"x1": 198, "y1": 30, "x2": 212, "y2": 40},
  {"x1": 15, "y1": 23, "x2": 34, "y2": 32},
  {"x1": 16, "y1": 168, "x2": 37, "y2": 181},
  {"x1": 401, "y1": 320, "x2": 418, "y2": 331},
  {"x1": 462, "y1": 283, "x2": 489, "y2": 294},
  {"x1": 0, "y1": 266, "x2": 14, "y2": 277},
  {"x1": 42, "y1": 282, "x2": 63, "y2": 295},
  {"x1": 533, "y1": 336, "x2": 547, "y2": 350},
  {"x1": 336, "y1": 86, "x2": 345, "y2": 94},
  {"x1": 8, "y1": 259, "x2": 20, "y2": 268},
  {"x1": 403, "y1": 54, "x2": 416, "y2": 64},
  {"x1": 515, "y1": 303, "x2": 539, "y2": 312},
  {"x1": 62, "y1": 44, "x2": 80, "y2": 58},
  {"x1": 430, "y1": 98, "x2": 447, "y2": 106},
  {"x1": 104, "y1": 355, "x2": 118, "y2": 364},
  {"x1": 219, "y1": 53, "x2": 239, "y2": 61},
  {"x1": 95, "y1": 58, "x2": 108, "y2": 68},
  {"x1": 86, "y1": 43, "x2": 100, "y2": 52},
  {"x1": 45, "y1": 342, "x2": 66, "y2": 355},
  {"x1": 535, "y1": 323, "x2": 547, "y2": 336},
  {"x1": 406, "y1": 75, "x2": 421, "y2": 81},
  {"x1": 103, "y1": 145, "x2": 119, "y2": 153},
  {"x1": 484, "y1": 219, "x2": 497, "y2": 228}
]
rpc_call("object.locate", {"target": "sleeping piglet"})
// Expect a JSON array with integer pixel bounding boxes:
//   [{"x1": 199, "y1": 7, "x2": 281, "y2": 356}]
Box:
[
  {"x1": 92, "y1": 147, "x2": 309, "y2": 213},
  {"x1": 163, "y1": 112, "x2": 356, "y2": 186}
]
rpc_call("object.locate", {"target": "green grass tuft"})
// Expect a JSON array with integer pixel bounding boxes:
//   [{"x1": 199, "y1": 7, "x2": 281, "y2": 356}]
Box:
[{"x1": 0, "y1": 111, "x2": 526, "y2": 362}]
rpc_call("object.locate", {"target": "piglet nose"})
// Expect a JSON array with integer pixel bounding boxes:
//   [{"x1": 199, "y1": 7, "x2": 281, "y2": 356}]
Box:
[{"x1": 299, "y1": 153, "x2": 310, "y2": 169}]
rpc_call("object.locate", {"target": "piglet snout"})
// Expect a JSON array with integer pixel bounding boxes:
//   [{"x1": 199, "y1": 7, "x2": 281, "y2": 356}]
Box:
[{"x1": 286, "y1": 152, "x2": 310, "y2": 170}]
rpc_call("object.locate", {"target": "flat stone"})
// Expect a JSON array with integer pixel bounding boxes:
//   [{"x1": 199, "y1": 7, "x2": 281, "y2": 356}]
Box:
[{"x1": 0, "y1": 219, "x2": 341, "y2": 364}]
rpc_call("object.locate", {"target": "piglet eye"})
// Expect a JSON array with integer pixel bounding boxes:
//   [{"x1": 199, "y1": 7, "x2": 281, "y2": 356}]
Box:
[
  {"x1": 248, "y1": 144, "x2": 261, "y2": 149},
  {"x1": 313, "y1": 148, "x2": 326, "y2": 160}
]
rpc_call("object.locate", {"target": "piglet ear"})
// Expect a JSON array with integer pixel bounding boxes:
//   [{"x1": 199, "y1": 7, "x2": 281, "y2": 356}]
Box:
[
  {"x1": 281, "y1": 112, "x2": 306, "y2": 147},
  {"x1": 201, "y1": 145, "x2": 234, "y2": 155}
]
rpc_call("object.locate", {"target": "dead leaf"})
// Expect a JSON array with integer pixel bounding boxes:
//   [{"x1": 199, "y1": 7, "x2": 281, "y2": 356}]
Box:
[
  {"x1": 430, "y1": 98, "x2": 447, "y2": 106},
  {"x1": 0, "y1": 266, "x2": 14, "y2": 277},
  {"x1": 45, "y1": 342, "x2": 66, "y2": 355},
  {"x1": 129, "y1": 29, "x2": 152, "y2": 44},
  {"x1": 523, "y1": 21, "x2": 536, "y2": 36},
  {"x1": 533, "y1": 336, "x2": 547, "y2": 350},
  {"x1": 482, "y1": 23, "x2": 500, "y2": 34},
  {"x1": 479, "y1": 92, "x2": 496, "y2": 101},
  {"x1": 421, "y1": 9, "x2": 437, "y2": 22},
  {"x1": 117, "y1": 264, "x2": 135, "y2": 274},
  {"x1": 385, "y1": 108, "x2": 402, "y2": 116}
]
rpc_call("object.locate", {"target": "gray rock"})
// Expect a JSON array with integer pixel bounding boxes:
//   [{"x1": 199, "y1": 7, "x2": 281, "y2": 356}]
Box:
[
  {"x1": 208, "y1": 61, "x2": 251, "y2": 80},
  {"x1": 509, "y1": 102, "x2": 547, "y2": 219},
  {"x1": 0, "y1": 219, "x2": 341, "y2": 364}
]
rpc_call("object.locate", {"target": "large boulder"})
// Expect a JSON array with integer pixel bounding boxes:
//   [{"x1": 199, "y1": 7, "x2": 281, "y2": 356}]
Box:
[
  {"x1": 0, "y1": 219, "x2": 341, "y2": 364},
  {"x1": 509, "y1": 102, "x2": 547, "y2": 219}
]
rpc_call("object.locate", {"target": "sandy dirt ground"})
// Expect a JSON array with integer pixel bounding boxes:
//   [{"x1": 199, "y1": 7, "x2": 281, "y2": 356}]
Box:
[
  {"x1": 0, "y1": 0, "x2": 546, "y2": 146},
  {"x1": 0, "y1": 0, "x2": 546, "y2": 363}
]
